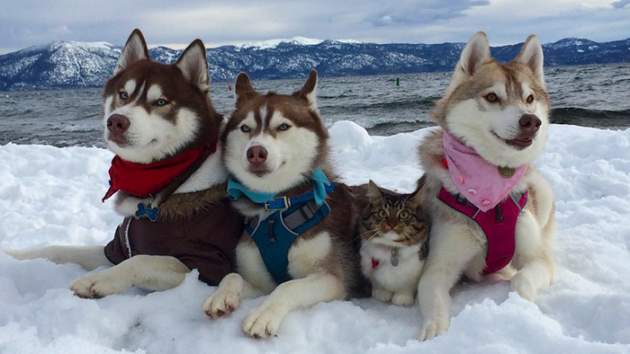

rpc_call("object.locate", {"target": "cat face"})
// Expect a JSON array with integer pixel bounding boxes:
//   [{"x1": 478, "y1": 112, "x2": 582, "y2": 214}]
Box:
[{"x1": 360, "y1": 180, "x2": 429, "y2": 250}]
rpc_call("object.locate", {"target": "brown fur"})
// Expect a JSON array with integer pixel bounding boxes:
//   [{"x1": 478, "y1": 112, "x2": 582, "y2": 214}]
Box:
[
  {"x1": 157, "y1": 183, "x2": 227, "y2": 221},
  {"x1": 225, "y1": 71, "x2": 366, "y2": 296},
  {"x1": 103, "y1": 36, "x2": 221, "y2": 159},
  {"x1": 433, "y1": 61, "x2": 549, "y2": 128},
  {"x1": 223, "y1": 73, "x2": 330, "y2": 171}
]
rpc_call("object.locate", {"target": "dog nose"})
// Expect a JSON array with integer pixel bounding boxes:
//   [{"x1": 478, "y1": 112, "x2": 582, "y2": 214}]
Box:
[
  {"x1": 247, "y1": 146, "x2": 268, "y2": 164},
  {"x1": 519, "y1": 114, "x2": 541, "y2": 134},
  {"x1": 107, "y1": 114, "x2": 130, "y2": 134}
]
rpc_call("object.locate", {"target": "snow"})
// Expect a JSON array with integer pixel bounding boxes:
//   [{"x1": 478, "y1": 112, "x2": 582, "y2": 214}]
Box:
[
  {"x1": 1, "y1": 122, "x2": 630, "y2": 353},
  {"x1": 228, "y1": 36, "x2": 324, "y2": 49}
]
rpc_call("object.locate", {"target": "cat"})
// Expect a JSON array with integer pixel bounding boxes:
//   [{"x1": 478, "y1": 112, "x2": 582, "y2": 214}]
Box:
[{"x1": 358, "y1": 179, "x2": 429, "y2": 306}]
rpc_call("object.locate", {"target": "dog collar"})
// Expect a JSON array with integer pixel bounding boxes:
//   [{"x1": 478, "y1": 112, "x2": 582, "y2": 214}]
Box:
[
  {"x1": 442, "y1": 131, "x2": 527, "y2": 212},
  {"x1": 227, "y1": 168, "x2": 334, "y2": 208}
]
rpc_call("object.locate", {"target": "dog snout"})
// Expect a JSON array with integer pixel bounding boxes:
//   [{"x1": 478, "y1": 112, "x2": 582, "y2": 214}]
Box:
[
  {"x1": 518, "y1": 114, "x2": 541, "y2": 136},
  {"x1": 247, "y1": 145, "x2": 268, "y2": 165},
  {"x1": 107, "y1": 114, "x2": 130, "y2": 135}
]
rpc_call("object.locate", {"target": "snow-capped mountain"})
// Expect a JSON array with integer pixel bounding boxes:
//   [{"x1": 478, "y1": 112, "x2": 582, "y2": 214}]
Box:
[{"x1": 1, "y1": 37, "x2": 629, "y2": 90}]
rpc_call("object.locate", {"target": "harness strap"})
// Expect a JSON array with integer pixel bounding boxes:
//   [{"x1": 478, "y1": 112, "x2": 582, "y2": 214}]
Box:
[
  {"x1": 263, "y1": 183, "x2": 336, "y2": 210},
  {"x1": 245, "y1": 199, "x2": 332, "y2": 284},
  {"x1": 134, "y1": 143, "x2": 217, "y2": 222},
  {"x1": 438, "y1": 187, "x2": 528, "y2": 274}
]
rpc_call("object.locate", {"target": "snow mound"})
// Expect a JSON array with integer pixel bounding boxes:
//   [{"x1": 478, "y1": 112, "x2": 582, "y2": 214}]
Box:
[{"x1": 1, "y1": 123, "x2": 629, "y2": 353}]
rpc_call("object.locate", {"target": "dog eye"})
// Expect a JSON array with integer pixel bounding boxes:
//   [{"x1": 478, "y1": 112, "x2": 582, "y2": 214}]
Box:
[
  {"x1": 526, "y1": 94, "x2": 535, "y2": 104},
  {"x1": 240, "y1": 124, "x2": 251, "y2": 133},
  {"x1": 154, "y1": 98, "x2": 169, "y2": 107},
  {"x1": 277, "y1": 123, "x2": 291, "y2": 131},
  {"x1": 484, "y1": 93, "x2": 499, "y2": 103},
  {"x1": 118, "y1": 91, "x2": 129, "y2": 100}
]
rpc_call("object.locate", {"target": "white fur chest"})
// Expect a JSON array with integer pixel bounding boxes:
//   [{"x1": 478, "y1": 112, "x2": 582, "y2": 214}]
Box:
[{"x1": 360, "y1": 241, "x2": 424, "y2": 293}]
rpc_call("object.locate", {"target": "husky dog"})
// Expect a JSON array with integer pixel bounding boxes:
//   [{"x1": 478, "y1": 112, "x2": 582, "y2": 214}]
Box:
[
  {"x1": 7, "y1": 29, "x2": 242, "y2": 298},
  {"x1": 415, "y1": 32, "x2": 555, "y2": 340},
  {"x1": 203, "y1": 71, "x2": 363, "y2": 338}
]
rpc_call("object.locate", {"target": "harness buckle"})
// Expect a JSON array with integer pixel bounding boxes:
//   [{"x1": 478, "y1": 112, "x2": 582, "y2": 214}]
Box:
[{"x1": 264, "y1": 196, "x2": 291, "y2": 211}]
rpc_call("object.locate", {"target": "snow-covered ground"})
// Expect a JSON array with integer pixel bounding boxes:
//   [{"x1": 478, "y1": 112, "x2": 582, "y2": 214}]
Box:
[{"x1": 0, "y1": 121, "x2": 629, "y2": 354}]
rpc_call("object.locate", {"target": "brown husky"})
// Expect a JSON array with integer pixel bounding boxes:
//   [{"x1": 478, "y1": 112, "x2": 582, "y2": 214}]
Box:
[
  {"x1": 203, "y1": 71, "x2": 364, "y2": 338},
  {"x1": 8, "y1": 29, "x2": 242, "y2": 297}
]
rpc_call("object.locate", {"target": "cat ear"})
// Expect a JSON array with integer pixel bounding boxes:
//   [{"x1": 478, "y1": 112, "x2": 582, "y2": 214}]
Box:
[
  {"x1": 367, "y1": 180, "x2": 382, "y2": 200},
  {"x1": 413, "y1": 175, "x2": 426, "y2": 195},
  {"x1": 407, "y1": 175, "x2": 425, "y2": 206}
]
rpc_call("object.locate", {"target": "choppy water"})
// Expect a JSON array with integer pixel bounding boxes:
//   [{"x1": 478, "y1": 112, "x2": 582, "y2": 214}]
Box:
[{"x1": 1, "y1": 63, "x2": 629, "y2": 147}]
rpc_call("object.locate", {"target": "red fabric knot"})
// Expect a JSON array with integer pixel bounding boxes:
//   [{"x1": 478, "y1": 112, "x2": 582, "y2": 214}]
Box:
[{"x1": 102, "y1": 143, "x2": 216, "y2": 202}]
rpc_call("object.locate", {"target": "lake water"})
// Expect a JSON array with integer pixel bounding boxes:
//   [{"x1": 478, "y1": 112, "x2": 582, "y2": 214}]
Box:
[{"x1": 0, "y1": 63, "x2": 629, "y2": 147}]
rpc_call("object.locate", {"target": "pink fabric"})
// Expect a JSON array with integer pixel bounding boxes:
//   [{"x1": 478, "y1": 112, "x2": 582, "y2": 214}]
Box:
[{"x1": 442, "y1": 131, "x2": 527, "y2": 212}]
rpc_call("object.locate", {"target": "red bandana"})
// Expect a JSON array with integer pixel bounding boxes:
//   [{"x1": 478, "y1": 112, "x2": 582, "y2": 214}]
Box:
[{"x1": 102, "y1": 144, "x2": 216, "y2": 202}]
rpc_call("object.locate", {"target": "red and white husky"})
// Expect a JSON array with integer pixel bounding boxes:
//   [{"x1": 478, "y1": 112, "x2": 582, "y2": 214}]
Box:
[
  {"x1": 416, "y1": 32, "x2": 556, "y2": 340},
  {"x1": 8, "y1": 29, "x2": 242, "y2": 297}
]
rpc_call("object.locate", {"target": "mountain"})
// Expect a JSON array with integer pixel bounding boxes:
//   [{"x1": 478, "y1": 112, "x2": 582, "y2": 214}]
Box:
[{"x1": 1, "y1": 37, "x2": 629, "y2": 90}]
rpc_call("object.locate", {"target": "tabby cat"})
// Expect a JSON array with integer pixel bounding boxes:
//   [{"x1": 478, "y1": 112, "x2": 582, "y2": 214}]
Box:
[{"x1": 359, "y1": 179, "x2": 429, "y2": 306}]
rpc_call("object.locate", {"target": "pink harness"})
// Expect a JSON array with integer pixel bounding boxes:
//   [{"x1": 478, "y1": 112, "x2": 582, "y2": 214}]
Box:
[
  {"x1": 439, "y1": 131, "x2": 529, "y2": 274},
  {"x1": 438, "y1": 187, "x2": 527, "y2": 274}
]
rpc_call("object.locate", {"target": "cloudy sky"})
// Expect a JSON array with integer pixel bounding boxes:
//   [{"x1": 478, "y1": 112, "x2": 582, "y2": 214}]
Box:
[{"x1": 1, "y1": 0, "x2": 629, "y2": 53}]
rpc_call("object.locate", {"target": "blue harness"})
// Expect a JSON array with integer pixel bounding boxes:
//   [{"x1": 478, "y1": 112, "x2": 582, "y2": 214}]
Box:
[{"x1": 227, "y1": 169, "x2": 335, "y2": 284}]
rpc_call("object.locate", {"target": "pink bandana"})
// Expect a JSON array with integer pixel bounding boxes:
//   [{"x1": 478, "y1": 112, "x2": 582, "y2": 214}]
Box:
[{"x1": 442, "y1": 131, "x2": 527, "y2": 212}]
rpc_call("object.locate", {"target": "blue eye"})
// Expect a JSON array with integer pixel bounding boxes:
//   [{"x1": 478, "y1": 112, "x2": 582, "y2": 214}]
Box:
[
  {"x1": 155, "y1": 98, "x2": 169, "y2": 107},
  {"x1": 240, "y1": 124, "x2": 251, "y2": 133},
  {"x1": 119, "y1": 91, "x2": 129, "y2": 100},
  {"x1": 278, "y1": 123, "x2": 291, "y2": 131}
]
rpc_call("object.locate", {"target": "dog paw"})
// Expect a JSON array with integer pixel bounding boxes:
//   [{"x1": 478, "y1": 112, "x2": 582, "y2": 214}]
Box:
[
  {"x1": 242, "y1": 302, "x2": 287, "y2": 338},
  {"x1": 372, "y1": 288, "x2": 393, "y2": 303},
  {"x1": 391, "y1": 292, "x2": 415, "y2": 306},
  {"x1": 417, "y1": 317, "x2": 449, "y2": 341},
  {"x1": 71, "y1": 272, "x2": 131, "y2": 299},
  {"x1": 203, "y1": 289, "x2": 240, "y2": 319},
  {"x1": 511, "y1": 272, "x2": 537, "y2": 301}
]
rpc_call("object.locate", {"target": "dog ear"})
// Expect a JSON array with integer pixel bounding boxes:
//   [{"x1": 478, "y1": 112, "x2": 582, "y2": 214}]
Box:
[
  {"x1": 294, "y1": 69, "x2": 318, "y2": 110},
  {"x1": 515, "y1": 35, "x2": 545, "y2": 88},
  {"x1": 176, "y1": 39, "x2": 209, "y2": 93},
  {"x1": 114, "y1": 29, "x2": 149, "y2": 75},
  {"x1": 457, "y1": 32, "x2": 490, "y2": 77},
  {"x1": 235, "y1": 73, "x2": 257, "y2": 108},
  {"x1": 441, "y1": 32, "x2": 490, "y2": 97}
]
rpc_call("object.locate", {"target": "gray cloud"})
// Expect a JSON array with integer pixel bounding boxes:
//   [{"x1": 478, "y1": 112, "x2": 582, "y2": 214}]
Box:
[
  {"x1": 0, "y1": 0, "x2": 629, "y2": 51},
  {"x1": 612, "y1": 0, "x2": 630, "y2": 8}
]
